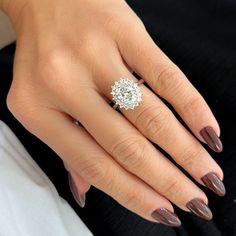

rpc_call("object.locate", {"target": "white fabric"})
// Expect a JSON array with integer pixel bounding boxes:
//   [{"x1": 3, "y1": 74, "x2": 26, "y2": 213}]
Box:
[
  {"x1": 0, "y1": 10, "x2": 16, "y2": 49},
  {"x1": 0, "y1": 121, "x2": 93, "y2": 236}
]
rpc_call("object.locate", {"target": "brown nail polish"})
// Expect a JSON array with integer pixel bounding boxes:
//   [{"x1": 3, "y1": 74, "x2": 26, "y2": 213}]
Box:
[
  {"x1": 200, "y1": 126, "x2": 223, "y2": 152},
  {"x1": 186, "y1": 198, "x2": 212, "y2": 220},
  {"x1": 68, "y1": 174, "x2": 86, "y2": 208},
  {"x1": 151, "y1": 208, "x2": 181, "y2": 227},
  {"x1": 201, "y1": 172, "x2": 226, "y2": 196}
]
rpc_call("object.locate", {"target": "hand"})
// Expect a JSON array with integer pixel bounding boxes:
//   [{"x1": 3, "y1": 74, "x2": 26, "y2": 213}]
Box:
[{"x1": 4, "y1": 0, "x2": 225, "y2": 227}]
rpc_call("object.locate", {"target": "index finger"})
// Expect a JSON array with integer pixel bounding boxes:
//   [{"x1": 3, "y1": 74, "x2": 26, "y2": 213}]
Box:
[{"x1": 116, "y1": 17, "x2": 222, "y2": 152}]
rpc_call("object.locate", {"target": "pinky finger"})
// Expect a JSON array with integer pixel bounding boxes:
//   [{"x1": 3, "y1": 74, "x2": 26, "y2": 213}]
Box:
[
  {"x1": 64, "y1": 162, "x2": 91, "y2": 208},
  {"x1": 24, "y1": 108, "x2": 181, "y2": 227}
]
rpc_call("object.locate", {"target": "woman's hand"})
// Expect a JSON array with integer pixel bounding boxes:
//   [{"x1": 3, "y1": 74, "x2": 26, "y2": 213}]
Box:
[{"x1": 3, "y1": 0, "x2": 225, "y2": 227}]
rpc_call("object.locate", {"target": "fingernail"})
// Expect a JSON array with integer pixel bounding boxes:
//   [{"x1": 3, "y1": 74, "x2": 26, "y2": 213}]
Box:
[
  {"x1": 151, "y1": 208, "x2": 181, "y2": 227},
  {"x1": 200, "y1": 126, "x2": 223, "y2": 152},
  {"x1": 68, "y1": 174, "x2": 86, "y2": 208},
  {"x1": 201, "y1": 172, "x2": 226, "y2": 196},
  {"x1": 186, "y1": 198, "x2": 212, "y2": 220}
]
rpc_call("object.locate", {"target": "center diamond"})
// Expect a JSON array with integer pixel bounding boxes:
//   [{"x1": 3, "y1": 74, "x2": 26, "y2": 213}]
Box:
[{"x1": 111, "y1": 78, "x2": 142, "y2": 110}]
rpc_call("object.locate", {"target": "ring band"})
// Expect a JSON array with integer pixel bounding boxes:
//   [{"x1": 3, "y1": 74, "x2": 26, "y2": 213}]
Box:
[{"x1": 111, "y1": 78, "x2": 144, "y2": 110}]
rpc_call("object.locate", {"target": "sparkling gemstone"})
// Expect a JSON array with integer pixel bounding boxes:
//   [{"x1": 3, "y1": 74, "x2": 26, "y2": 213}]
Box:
[{"x1": 111, "y1": 78, "x2": 142, "y2": 110}]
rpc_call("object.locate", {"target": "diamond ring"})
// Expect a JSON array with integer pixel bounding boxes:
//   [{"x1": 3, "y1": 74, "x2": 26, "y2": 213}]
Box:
[{"x1": 111, "y1": 78, "x2": 144, "y2": 110}]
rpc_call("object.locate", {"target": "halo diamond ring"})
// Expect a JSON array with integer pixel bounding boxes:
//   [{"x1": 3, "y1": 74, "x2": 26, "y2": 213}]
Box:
[{"x1": 111, "y1": 78, "x2": 144, "y2": 110}]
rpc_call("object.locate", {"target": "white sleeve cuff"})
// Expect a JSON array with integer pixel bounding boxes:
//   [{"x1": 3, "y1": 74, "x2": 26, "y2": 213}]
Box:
[{"x1": 0, "y1": 121, "x2": 93, "y2": 236}]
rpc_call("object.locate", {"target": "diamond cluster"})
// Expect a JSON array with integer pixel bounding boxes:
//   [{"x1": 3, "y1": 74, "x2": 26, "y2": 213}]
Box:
[{"x1": 111, "y1": 78, "x2": 142, "y2": 110}]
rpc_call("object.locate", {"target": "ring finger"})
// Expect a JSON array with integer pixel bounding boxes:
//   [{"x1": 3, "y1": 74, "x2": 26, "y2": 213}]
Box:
[
  {"x1": 93, "y1": 54, "x2": 225, "y2": 197},
  {"x1": 27, "y1": 108, "x2": 180, "y2": 226},
  {"x1": 61, "y1": 81, "x2": 212, "y2": 220}
]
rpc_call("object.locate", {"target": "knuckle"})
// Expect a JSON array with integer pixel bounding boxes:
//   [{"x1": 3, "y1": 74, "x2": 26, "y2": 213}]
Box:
[
  {"x1": 111, "y1": 136, "x2": 148, "y2": 170},
  {"x1": 38, "y1": 48, "x2": 71, "y2": 91},
  {"x1": 123, "y1": 188, "x2": 146, "y2": 210},
  {"x1": 121, "y1": 15, "x2": 146, "y2": 34},
  {"x1": 161, "y1": 177, "x2": 182, "y2": 199},
  {"x1": 38, "y1": 48, "x2": 63, "y2": 75},
  {"x1": 103, "y1": 10, "x2": 127, "y2": 34},
  {"x1": 103, "y1": 10, "x2": 124, "y2": 30},
  {"x1": 6, "y1": 85, "x2": 34, "y2": 126},
  {"x1": 182, "y1": 96, "x2": 204, "y2": 115},
  {"x1": 78, "y1": 36, "x2": 107, "y2": 65},
  {"x1": 135, "y1": 105, "x2": 172, "y2": 139},
  {"x1": 104, "y1": 9, "x2": 145, "y2": 38},
  {"x1": 179, "y1": 147, "x2": 204, "y2": 169},
  {"x1": 80, "y1": 159, "x2": 108, "y2": 185},
  {"x1": 154, "y1": 65, "x2": 184, "y2": 94}
]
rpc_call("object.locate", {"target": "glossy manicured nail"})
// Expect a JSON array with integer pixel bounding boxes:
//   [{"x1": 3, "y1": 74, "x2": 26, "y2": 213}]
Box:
[
  {"x1": 200, "y1": 126, "x2": 223, "y2": 152},
  {"x1": 68, "y1": 174, "x2": 86, "y2": 208},
  {"x1": 201, "y1": 172, "x2": 226, "y2": 196},
  {"x1": 186, "y1": 198, "x2": 212, "y2": 220},
  {"x1": 151, "y1": 208, "x2": 181, "y2": 227}
]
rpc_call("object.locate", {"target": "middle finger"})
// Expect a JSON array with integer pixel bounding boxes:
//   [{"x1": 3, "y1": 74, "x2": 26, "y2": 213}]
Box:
[
  {"x1": 63, "y1": 86, "x2": 211, "y2": 219},
  {"x1": 94, "y1": 56, "x2": 225, "y2": 197}
]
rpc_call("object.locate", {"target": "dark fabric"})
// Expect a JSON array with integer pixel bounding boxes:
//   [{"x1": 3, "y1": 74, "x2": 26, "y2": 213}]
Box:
[{"x1": 1, "y1": 0, "x2": 236, "y2": 235}]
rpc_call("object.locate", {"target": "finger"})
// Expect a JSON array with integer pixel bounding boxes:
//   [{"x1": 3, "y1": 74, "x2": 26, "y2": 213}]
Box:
[
  {"x1": 115, "y1": 19, "x2": 222, "y2": 152},
  {"x1": 64, "y1": 162, "x2": 90, "y2": 194},
  {"x1": 63, "y1": 89, "x2": 213, "y2": 220},
  {"x1": 64, "y1": 162, "x2": 91, "y2": 207},
  {"x1": 24, "y1": 108, "x2": 180, "y2": 226},
  {"x1": 68, "y1": 170, "x2": 89, "y2": 208},
  {"x1": 94, "y1": 60, "x2": 224, "y2": 196}
]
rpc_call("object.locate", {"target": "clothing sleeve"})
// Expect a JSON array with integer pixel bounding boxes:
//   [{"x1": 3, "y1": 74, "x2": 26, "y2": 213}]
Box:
[
  {"x1": 0, "y1": 11, "x2": 16, "y2": 49},
  {"x1": 0, "y1": 120, "x2": 93, "y2": 236}
]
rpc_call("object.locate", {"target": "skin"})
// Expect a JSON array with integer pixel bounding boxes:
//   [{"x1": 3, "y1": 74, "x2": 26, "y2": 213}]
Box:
[{"x1": 1, "y1": 0, "x2": 223, "y2": 222}]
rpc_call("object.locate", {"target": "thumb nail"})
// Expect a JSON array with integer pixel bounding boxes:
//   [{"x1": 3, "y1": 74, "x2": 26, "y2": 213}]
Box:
[{"x1": 68, "y1": 174, "x2": 86, "y2": 208}]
